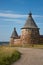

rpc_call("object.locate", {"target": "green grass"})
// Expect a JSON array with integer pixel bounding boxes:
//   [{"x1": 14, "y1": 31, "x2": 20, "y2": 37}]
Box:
[
  {"x1": 9, "y1": 43, "x2": 43, "y2": 49},
  {"x1": 32, "y1": 44, "x2": 43, "y2": 49},
  {"x1": 0, "y1": 46, "x2": 21, "y2": 65},
  {"x1": 22, "y1": 44, "x2": 43, "y2": 49}
]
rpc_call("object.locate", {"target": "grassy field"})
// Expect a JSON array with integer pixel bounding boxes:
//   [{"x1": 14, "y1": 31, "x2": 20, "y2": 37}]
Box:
[
  {"x1": 10, "y1": 43, "x2": 43, "y2": 49},
  {"x1": 22, "y1": 44, "x2": 43, "y2": 48},
  {"x1": 0, "y1": 46, "x2": 21, "y2": 65},
  {"x1": 32, "y1": 44, "x2": 43, "y2": 48}
]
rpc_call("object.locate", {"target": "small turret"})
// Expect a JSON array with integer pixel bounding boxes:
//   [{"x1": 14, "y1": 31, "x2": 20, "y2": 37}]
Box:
[
  {"x1": 11, "y1": 27, "x2": 18, "y2": 38},
  {"x1": 10, "y1": 27, "x2": 18, "y2": 46}
]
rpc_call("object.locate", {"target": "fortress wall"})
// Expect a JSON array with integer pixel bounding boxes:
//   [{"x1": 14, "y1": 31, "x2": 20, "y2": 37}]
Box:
[
  {"x1": 39, "y1": 35, "x2": 43, "y2": 43},
  {"x1": 10, "y1": 38, "x2": 14, "y2": 46},
  {"x1": 10, "y1": 30, "x2": 43, "y2": 46},
  {"x1": 14, "y1": 39, "x2": 21, "y2": 45},
  {"x1": 10, "y1": 38, "x2": 21, "y2": 46},
  {"x1": 10, "y1": 34, "x2": 43, "y2": 46}
]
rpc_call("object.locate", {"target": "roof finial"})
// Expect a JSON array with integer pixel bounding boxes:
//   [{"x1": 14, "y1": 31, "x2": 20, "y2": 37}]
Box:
[
  {"x1": 29, "y1": 11, "x2": 32, "y2": 17},
  {"x1": 14, "y1": 27, "x2": 16, "y2": 31}
]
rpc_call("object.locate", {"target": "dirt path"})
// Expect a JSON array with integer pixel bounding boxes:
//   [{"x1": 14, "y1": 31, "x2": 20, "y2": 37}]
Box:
[{"x1": 12, "y1": 48, "x2": 43, "y2": 65}]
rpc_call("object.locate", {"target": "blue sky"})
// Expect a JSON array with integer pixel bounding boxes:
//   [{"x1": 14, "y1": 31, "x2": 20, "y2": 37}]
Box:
[{"x1": 0, "y1": 0, "x2": 43, "y2": 41}]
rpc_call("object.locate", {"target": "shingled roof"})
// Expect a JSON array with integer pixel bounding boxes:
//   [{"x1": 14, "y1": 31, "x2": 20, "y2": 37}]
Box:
[
  {"x1": 11, "y1": 28, "x2": 18, "y2": 38},
  {"x1": 21, "y1": 12, "x2": 38, "y2": 29}
]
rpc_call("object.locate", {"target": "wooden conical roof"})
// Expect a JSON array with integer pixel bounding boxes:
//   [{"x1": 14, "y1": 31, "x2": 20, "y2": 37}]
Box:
[
  {"x1": 22, "y1": 12, "x2": 38, "y2": 29},
  {"x1": 11, "y1": 28, "x2": 18, "y2": 38}
]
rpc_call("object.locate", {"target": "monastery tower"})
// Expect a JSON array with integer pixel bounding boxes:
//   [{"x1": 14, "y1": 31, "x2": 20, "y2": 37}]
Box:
[{"x1": 21, "y1": 12, "x2": 40, "y2": 44}]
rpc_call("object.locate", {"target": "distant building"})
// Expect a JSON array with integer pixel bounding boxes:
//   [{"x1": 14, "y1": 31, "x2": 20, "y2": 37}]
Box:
[{"x1": 10, "y1": 12, "x2": 43, "y2": 46}]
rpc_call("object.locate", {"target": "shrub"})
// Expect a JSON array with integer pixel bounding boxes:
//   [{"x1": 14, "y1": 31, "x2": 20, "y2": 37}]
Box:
[{"x1": 0, "y1": 47, "x2": 21, "y2": 65}]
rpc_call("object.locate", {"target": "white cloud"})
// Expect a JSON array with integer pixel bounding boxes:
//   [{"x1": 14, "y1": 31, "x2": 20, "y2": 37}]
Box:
[
  {"x1": 0, "y1": 12, "x2": 28, "y2": 18},
  {"x1": 0, "y1": 12, "x2": 26, "y2": 19},
  {"x1": 2, "y1": 18, "x2": 25, "y2": 22},
  {"x1": 0, "y1": 12, "x2": 43, "y2": 19},
  {"x1": 0, "y1": 11, "x2": 43, "y2": 25}
]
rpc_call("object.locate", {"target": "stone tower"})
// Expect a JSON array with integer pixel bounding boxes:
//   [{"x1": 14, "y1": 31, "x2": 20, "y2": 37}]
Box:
[
  {"x1": 21, "y1": 12, "x2": 39, "y2": 45},
  {"x1": 10, "y1": 28, "x2": 18, "y2": 46}
]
